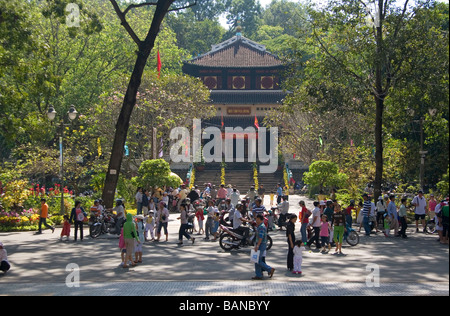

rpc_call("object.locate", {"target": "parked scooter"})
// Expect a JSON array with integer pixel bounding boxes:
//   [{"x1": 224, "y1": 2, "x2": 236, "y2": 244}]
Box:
[
  {"x1": 89, "y1": 212, "x2": 116, "y2": 238},
  {"x1": 344, "y1": 223, "x2": 359, "y2": 246},
  {"x1": 272, "y1": 206, "x2": 295, "y2": 231},
  {"x1": 219, "y1": 220, "x2": 273, "y2": 251}
]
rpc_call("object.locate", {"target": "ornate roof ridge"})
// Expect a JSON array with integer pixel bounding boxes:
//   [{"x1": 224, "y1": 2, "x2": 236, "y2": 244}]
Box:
[{"x1": 186, "y1": 35, "x2": 282, "y2": 67}]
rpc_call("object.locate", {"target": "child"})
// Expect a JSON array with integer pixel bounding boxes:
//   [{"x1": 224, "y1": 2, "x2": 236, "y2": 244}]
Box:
[
  {"x1": 267, "y1": 209, "x2": 275, "y2": 231},
  {"x1": 195, "y1": 205, "x2": 204, "y2": 235},
  {"x1": 320, "y1": 214, "x2": 331, "y2": 252},
  {"x1": 293, "y1": 240, "x2": 305, "y2": 275},
  {"x1": 118, "y1": 228, "x2": 126, "y2": 266},
  {"x1": 383, "y1": 213, "x2": 391, "y2": 237},
  {"x1": 398, "y1": 197, "x2": 408, "y2": 238},
  {"x1": 149, "y1": 199, "x2": 156, "y2": 213},
  {"x1": 332, "y1": 204, "x2": 346, "y2": 255},
  {"x1": 135, "y1": 215, "x2": 145, "y2": 263},
  {"x1": 270, "y1": 191, "x2": 275, "y2": 207},
  {"x1": 211, "y1": 208, "x2": 220, "y2": 241},
  {"x1": 0, "y1": 242, "x2": 10, "y2": 274},
  {"x1": 145, "y1": 211, "x2": 155, "y2": 241},
  {"x1": 60, "y1": 215, "x2": 71, "y2": 241}
]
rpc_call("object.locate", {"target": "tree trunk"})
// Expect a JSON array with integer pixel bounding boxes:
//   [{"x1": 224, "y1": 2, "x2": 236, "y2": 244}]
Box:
[
  {"x1": 102, "y1": 0, "x2": 175, "y2": 208},
  {"x1": 373, "y1": 0, "x2": 385, "y2": 201},
  {"x1": 102, "y1": 54, "x2": 148, "y2": 208},
  {"x1": 374, "y1": 96, "x2": 384, "y2": 201}
]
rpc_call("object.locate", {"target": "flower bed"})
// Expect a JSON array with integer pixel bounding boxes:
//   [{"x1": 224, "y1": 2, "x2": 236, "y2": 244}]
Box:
[{"x1": 0, "y1": 208, "x2": 45, "y2": 232}]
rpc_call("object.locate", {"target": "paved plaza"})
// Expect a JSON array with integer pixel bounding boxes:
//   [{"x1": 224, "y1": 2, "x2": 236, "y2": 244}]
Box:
[{"x1": 0, "y1": 195, "x2": 448, "y2": 296}]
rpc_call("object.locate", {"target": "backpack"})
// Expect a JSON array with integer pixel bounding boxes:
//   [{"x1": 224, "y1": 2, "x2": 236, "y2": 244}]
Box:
[{"x1": 76, "y1": 208, "x2": 85, "y2": 222}]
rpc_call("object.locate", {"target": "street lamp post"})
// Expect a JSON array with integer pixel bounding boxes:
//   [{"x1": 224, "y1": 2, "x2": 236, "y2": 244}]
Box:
[
  {"x1": 47, "y1": 105, "x2": 78, "y2": 214},
  {"x1": 408, "y1": 108, "x2": 436, "y2": 191}
]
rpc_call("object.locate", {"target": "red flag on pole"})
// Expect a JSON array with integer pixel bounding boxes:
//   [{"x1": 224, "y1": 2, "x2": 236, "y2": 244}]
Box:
[
  {"x1": 254, "y1": 115, "x2": 260, "y2": 129},
  {"x1": 157, "y1": 50, "x2": 162, "y2": 78}
]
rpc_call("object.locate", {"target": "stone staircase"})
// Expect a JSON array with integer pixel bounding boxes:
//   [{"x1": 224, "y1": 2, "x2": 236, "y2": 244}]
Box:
[
  {"x1": 193, "y1": 164, "x2": 285, "y2": 193},
  {"x1": 192, "y1": 170, "x2": 222, "y2": 188},
  {"x1": 257, "y1": 170, "x2": 284, "y2": 193}
]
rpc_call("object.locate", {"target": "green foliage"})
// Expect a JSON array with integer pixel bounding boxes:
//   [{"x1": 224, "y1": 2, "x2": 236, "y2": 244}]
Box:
[
  {"x1": 135, "y1": 159, "x2": 183, "y2": 190},
  {"x1": 436, "y1": 167, "x2": 449, "y2": 196},
  {"x1": 303, "y1": 160, "x2": 349, "y2": 191}
]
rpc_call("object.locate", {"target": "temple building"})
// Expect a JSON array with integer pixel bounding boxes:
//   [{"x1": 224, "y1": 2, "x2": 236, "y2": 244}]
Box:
[
  {"x1": 179, "y1": 33, "x2": 306, "y2": 192},
  {"x1": 183, "y1": 34, "x2": 286, "y2": 131}
]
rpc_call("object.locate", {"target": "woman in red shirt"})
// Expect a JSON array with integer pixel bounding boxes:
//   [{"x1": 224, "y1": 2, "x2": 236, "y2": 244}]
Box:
[{"x1": 299, "y1": 201, "x2": 310, "y2": 244}]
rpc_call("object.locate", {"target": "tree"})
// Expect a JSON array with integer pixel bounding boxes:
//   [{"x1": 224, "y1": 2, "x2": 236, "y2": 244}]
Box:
[
  {"x1": 283, "y1": 0, "x2": 448, "y2": 199},
  {"x1": 303, "y1": 160, "x2": 348, "y2": 191},
  {"x1": 102, "y1": 0, "x2": 196, "y2": 208},
  {"x1": 167, "y1": 12, "x2": 225, "y2": 57},
  {"x1": 134, "y1": 159, "x2": 182, "y2": 189},
  {"x1": 174, "y1": 0, "x2": 228, "y2": 21},
  {"x1": 95, "y1": 72, "x2": 214, "y2": 171},
  {"x1": 225, "y1": 0, "x2": 262, "y2": 39}
]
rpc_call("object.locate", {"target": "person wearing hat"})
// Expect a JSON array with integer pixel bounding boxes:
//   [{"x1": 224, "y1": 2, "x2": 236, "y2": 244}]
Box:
[
  {"x1": 412, "y1": 190, "x2": 428, "y2": 233},
  {"x1": 134, "y1": 215, "x2": 145, "y2": 263},
  {"x1": 233, "y1": 203, "x2": 251, "y2": 246},
  {"x1": 114, "y1": 199, "x2": 126, "y2": 235},
  {"x1": 123, "y1": 213, "x2": 140, "y2": 268},
  {"x1": 145, "y1": 211, "x2": 155, "y2": 241},
  {"x1": 0, "y1": 242, "x2": 10, "y2": 274}
]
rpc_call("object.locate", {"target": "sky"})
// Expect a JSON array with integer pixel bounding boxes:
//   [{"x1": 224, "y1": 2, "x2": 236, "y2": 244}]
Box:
[{"x1": 259, "y1": 0, "x2": 274, "y2": 7}]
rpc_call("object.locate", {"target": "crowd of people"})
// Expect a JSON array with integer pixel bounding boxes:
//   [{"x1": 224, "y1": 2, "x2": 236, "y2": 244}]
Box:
[{"x1": 1, "y1": 180, "x2": 448, "y2": 280}]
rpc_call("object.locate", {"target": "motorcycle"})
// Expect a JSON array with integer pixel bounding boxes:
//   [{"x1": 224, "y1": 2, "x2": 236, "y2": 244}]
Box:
[
  {"x1": 426, "y1": 218, "x2": 436, "y2": 234},
  {"x1": 219, "y1": 221, "x2": 273, "y2": 251},
  {"x1": 89, "y1": 212, "x2": 117, "y2": 238},
  {"x1": 186, "y1": 210, "x2": 196, "y2": 234},
  {"x1": 344, "y1": 223, "x2": 359, "y2": 246},
  {"x1": 272, "y1": 206, "x2": 295, "y2": 230}
]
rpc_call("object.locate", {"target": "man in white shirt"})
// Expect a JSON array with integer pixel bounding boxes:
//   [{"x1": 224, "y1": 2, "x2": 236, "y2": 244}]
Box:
[
  {"x1": 307, "y1": 201, "x2": 321, "y2": 249},
  {"x1": 113, "y1": 199, "x2": 125, "y2": 235},
  {"x1": 233, "y1": 204, "x2": 251, "y2": 246},
  {"x1": 230, "y1": 188, "x2": 240, "y2": 206},
  {"x1": 277, "y1": 196, "x2": 290, "y2": 230},
  {"x1": 412, "y1": 190, "x2": 428, "y2": 233}
]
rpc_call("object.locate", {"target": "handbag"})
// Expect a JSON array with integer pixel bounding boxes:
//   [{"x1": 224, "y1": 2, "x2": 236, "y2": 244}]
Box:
[{"x1": 250, "y1": 249, "x2": 260, "y2": 264}]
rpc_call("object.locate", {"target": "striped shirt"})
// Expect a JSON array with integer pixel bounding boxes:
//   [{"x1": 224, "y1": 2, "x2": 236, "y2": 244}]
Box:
[{"x1": 362, "y1": 201, "x2": 372, "y2": 217}]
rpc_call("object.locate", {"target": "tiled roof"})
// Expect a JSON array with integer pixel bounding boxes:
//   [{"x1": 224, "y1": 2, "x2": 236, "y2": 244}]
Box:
[
  {"x1": 186, "y1": 36, "x2": 284, "y2": 68},
  {"x1": 210, "y1": 90, "x2": 287, "y2": 104}
]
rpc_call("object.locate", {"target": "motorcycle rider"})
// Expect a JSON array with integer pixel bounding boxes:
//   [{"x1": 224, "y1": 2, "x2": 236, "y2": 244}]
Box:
[
  {"x1": 113, "y1": 199, "x2": 126, "y2": 235},
  {"x1": 277, "y1": 195, "x2": 290, "y2": 230},
  {"x1": 252, "y1": 197, "x2": 266, "y2": 218},
  {"x1": 90, "y1": 200, "x2": 103, "y2": 218},
  {"x1": 232, "y1": 203, "x2": 251, "y2": 246}
]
